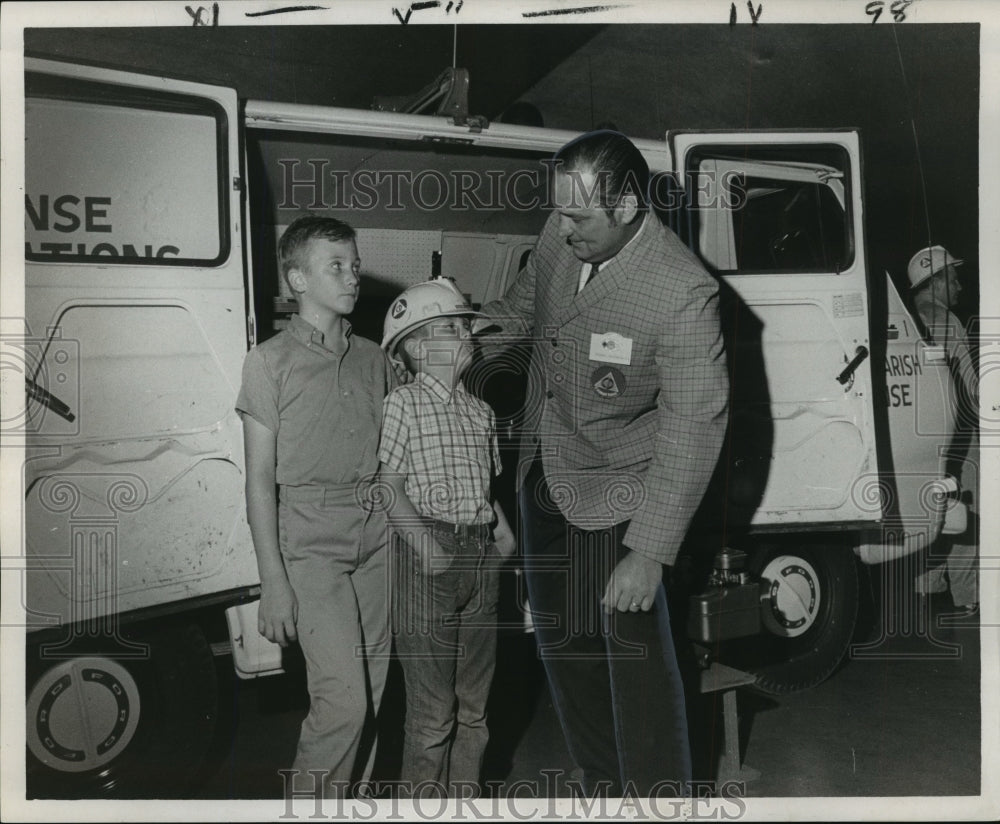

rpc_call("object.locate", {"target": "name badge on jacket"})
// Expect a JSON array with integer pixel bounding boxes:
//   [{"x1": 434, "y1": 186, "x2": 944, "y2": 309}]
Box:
[{"x1": 589, "y1": 332, "x2": 633, "y2": 365}]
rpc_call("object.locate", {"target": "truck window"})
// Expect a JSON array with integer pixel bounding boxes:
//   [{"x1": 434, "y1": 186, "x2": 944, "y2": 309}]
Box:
[
  {"x1": 733, "y1": 176, "x2": 847, "y2": 271},
  {"x1": 25, "y1": 73, "x2": 228, "y2": 266},
  {"x1": 686, "y1": 144, "x2": 853, "y2": 275}
]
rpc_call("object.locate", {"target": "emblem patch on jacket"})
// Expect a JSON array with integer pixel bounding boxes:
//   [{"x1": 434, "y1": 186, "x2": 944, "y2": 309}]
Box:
[{"x1": 591, "y1": 366, "x2": 626, "y2": 399}]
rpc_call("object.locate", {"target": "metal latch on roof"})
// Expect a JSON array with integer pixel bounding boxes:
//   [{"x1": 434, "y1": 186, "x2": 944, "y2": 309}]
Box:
[{"x1": 371, "y1": 67, "x2": 489, "y2": 132}]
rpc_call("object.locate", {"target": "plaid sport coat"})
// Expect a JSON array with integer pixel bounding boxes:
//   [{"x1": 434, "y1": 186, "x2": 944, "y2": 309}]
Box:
[{"x1": 479, "y1": 211, "x2": 729, "y2": 565}]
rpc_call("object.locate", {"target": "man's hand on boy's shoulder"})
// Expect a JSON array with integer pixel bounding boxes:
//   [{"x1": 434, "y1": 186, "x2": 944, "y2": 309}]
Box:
[{"x1": 258, "y1": 578, "x2": 299, "y2": 647}]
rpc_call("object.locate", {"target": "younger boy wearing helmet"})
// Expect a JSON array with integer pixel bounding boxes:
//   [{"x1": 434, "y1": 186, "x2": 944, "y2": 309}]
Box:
[{"x1": 378, "y1": 278, "x2": 515, "y2": 795}]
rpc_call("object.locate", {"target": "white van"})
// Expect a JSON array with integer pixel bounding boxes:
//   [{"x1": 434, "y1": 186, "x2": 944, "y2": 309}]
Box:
[{"x1": 19, "y1": 57, "x2": 964, "y2": 795}]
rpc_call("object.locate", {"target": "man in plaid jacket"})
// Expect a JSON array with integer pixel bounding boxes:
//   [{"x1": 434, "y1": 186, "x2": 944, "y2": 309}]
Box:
[{"x1": 477, "y1": 131, "x2": 729, "y2": 797}]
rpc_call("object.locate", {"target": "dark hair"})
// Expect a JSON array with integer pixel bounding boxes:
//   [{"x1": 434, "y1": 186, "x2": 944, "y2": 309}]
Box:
[
  {"x1": 553, "y1": 130, "x2": 650, "y2": 215},
  {"x1": 278, "y1": 215, "x2": 357, "y2": 288}
]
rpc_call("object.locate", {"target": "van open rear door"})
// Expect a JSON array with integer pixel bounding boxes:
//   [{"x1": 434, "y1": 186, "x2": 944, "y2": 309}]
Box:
[
  {"x1": 668, "y1": 130, "x2": 881, "y2": 531},
  {"x1": 23, "y1": 58, "x2": 258, "y2": 631}
]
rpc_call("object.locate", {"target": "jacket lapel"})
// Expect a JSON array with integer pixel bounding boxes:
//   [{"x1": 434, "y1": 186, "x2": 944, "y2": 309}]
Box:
[
  {"x1": 551, "y1": 215, "x2": 656, "y2": 327},
  {"x1": 564, "y1": 258, "x2": 627, "y2": 321}
]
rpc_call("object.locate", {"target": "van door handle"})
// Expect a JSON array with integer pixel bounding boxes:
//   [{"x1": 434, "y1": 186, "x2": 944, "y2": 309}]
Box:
[
  {"x1": 836, "y1": 345, "x2": 869, "y2": 385},
  {"x1": 25, "y1": 377, "x2": 76, "y2": 422}
]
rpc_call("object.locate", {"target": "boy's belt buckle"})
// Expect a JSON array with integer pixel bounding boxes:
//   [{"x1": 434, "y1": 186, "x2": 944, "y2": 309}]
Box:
[{"x1": 440, "y1": 520, "x2": 485, "y2": 539}]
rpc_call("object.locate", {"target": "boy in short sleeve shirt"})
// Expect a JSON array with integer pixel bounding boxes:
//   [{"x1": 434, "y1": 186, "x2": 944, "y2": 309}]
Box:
[{"x1": 236, "y1": 215, "x2": 393, "y2": 798}]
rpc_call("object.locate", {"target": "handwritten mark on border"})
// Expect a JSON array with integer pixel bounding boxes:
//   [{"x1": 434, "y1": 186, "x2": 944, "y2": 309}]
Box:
[
  {"x1": 245, "y1": 5, "x2": 329, "y2": 18},
  {"x1": 393, "y1": 0, "x2": 462, "y2": 25},
  {"x1": 523, "y1": 5, "x2": 622, "y2": 17},
  {"x1": 185, "y1": 3, "x2": 219, "y2": 26},
  {"x1": 865, "y1": 0, "x2": 914, "y2": 24},
  {"x1": 729, "y1": 1, "x2": 763, "y2": 25}
]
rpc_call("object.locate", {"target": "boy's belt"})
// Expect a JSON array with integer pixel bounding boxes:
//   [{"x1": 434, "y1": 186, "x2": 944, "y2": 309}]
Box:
[
  {"x1": 426, "y1": 518, "x2": 491, "y2": 539},
  {"x1": 280, "y1": 483, "x2": 364, "y2": 506}
]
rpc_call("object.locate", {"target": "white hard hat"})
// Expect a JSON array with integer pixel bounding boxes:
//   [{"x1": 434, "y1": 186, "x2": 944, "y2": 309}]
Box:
[
  {"x1": 381, "y1": 278, "x2": 482, "y2": 358},
  {"x1": 907, "y1": 245, "x2": 963, "y2": 289}
]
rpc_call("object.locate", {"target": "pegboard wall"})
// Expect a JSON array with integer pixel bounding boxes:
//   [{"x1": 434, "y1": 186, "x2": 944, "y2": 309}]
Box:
[
  {"x1": 274, "y1": 226, "x2": 442, "y2": 300},
  {"x1": 272, "y1": 225, "x2": 536, "y2": 308}
]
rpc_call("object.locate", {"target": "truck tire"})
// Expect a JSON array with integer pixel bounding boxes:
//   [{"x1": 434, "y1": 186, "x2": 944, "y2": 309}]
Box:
[
  {"x1": 737, "y1": 541, "x2": 859, "y2": 694},
  {"x1": 26, "y1": 621, "x2": 218, "y2": 798}
]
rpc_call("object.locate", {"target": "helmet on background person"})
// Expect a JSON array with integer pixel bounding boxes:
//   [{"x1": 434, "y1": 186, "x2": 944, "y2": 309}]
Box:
[{"x1": 907, "y1": 244, "x2": 963, "y2": 290}]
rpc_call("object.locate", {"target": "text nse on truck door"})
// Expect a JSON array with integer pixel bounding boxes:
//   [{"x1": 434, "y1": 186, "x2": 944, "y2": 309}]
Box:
[{"x1": 23, "y1": 59, "x2": 254, "y2": 795}]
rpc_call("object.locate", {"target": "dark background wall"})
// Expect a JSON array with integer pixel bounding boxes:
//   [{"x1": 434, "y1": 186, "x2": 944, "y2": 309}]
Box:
[{"x1": 25, "y1": 22, "x2": 979, "y2": 316}]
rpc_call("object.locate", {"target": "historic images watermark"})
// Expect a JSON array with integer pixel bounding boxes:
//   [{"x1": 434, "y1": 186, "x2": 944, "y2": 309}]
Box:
[
  {"x1": 276, "y1": 769, "x2": 748, "y2": 821},
  {"x1": 277, "y1": 161, "x2": 749, "y2": 214}
]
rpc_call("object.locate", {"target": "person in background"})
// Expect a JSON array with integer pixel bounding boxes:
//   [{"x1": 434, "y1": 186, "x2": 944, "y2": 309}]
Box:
[{"x1": 908, "y1": 244, "x2": 979, "y2": 619}]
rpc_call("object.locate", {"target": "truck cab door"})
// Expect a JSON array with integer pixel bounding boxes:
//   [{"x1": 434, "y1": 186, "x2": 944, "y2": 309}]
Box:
[
  {"x1": 22, "y1": 58, "x2": 258, "y2": 630},
  {"x1": 669, "y1": 131, "x2": 880, "y2": 530}
]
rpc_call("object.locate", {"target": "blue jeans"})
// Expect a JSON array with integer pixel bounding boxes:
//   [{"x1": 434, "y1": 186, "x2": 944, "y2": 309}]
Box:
[
  {"x1": 520, "y1": 457, "x2": 691, "y2": 797},
  {"x1": 391, "y1": 519, "x2": 500, "y2": 794}
]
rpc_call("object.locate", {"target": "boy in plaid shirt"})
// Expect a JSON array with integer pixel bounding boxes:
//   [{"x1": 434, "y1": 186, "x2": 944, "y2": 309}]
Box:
[{"x1": 378, "y1": 278, "x2": 515, "y2": 796}]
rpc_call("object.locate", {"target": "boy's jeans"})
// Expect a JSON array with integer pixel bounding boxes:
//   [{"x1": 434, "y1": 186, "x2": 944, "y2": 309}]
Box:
[{"x1": 391, "y1": 519, "x2": 501, "y2": 794}]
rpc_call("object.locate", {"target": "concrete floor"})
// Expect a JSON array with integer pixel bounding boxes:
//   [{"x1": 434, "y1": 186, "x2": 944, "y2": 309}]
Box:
[{"x1": 193, "y1": 571, "x2": 982, "y2": 803}]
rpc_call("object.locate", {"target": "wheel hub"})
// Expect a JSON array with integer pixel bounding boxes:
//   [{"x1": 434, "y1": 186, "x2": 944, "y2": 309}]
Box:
[
  {"x1": 27, "y1": 657, "x2": 141, "y2": 773},
  {"x1": 759, "y1": 554, "x2": 821, "y2": 638}
]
